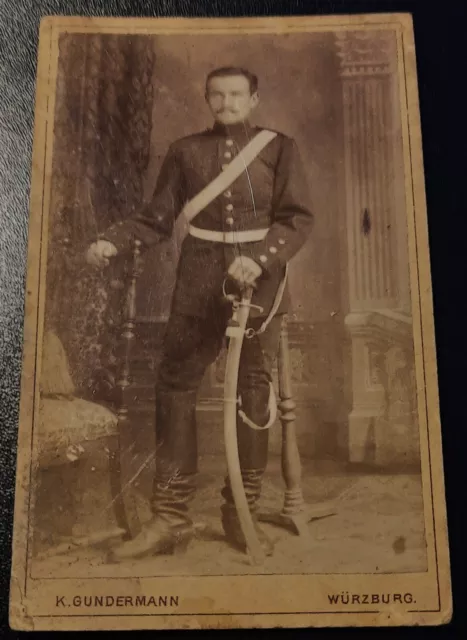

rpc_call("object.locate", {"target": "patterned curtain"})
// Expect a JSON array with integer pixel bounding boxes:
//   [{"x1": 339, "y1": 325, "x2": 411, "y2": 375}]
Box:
[{"x1": 45, "y1": 34, "x2": 155, "y2": 400}]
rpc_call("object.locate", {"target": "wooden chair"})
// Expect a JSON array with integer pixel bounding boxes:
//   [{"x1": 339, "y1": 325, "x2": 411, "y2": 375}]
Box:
[{"x1": 33, "y1": 240, "x2": 144, "y2": 558}]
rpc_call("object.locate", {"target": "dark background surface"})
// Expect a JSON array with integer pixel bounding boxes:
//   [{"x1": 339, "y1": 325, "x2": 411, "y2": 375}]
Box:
[{"x1": 0, "y1": 0, "x2": 466, "y2": 637}]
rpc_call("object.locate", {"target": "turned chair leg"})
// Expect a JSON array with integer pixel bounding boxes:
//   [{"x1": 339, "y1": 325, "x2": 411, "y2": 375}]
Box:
[
  {"x1": 109, "y1": 240, "x2": 144, "y2": 540},
  {"x1": 258, "y1": 316, "x2": 337, "y2": 536}
]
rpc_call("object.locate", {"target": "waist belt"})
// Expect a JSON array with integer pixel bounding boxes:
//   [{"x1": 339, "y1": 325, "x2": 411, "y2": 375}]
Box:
[{"x1": 188, "y1": 226, "x2": 269, "y2": 244}]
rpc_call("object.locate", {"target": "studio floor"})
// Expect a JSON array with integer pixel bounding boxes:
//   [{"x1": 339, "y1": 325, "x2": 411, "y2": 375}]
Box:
[{"x1": 30, "y1": 455, "x2": 428, "y2": 578}]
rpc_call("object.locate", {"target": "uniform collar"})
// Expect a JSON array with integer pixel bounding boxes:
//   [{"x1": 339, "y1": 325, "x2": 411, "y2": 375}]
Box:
[{"x1": 211, "y1": 120, "x2": 255, "y2": 139}]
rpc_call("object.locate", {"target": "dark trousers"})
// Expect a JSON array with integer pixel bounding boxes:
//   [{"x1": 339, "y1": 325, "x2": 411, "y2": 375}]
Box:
[{"x1": 152, "y1": 304, "x2": 283, "y2": 521}]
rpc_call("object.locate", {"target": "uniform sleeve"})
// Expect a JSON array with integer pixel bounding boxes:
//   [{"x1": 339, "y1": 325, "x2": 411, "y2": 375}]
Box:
[
  {"x1": 248, "y1": 136, "x2": 314, "y2": 274},
  {"x1": 100, "y1": 143, "x2": 185, "y2": 254}
]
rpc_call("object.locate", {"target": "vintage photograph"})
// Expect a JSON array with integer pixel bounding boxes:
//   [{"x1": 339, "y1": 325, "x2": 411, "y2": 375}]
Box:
[{"x1": 9, "y1": 14, "x2": 451, "y2": 631}]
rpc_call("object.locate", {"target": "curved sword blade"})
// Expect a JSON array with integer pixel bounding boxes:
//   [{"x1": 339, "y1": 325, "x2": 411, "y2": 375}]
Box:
[{"x1": 224, "y1": 287, "x2": 266, "y2": 566}]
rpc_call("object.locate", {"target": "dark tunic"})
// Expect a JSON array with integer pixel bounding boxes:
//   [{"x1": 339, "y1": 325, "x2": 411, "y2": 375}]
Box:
[{"x1": 102, "y1": 120, "x2": 314, "y2": 318}]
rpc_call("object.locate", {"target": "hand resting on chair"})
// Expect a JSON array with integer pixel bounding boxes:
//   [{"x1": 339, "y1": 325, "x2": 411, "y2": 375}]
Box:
[{"x1": 86, "y1": 240, "x2": 118, "y2": 268}]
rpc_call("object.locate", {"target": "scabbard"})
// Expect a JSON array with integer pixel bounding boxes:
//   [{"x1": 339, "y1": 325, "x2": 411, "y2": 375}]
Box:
[{"x1": 223, "y1": 287, "x2": 266, "y2": 566}]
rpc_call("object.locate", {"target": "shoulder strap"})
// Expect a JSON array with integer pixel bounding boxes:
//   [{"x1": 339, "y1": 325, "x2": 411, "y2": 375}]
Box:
[{"x1": 182, "y1": 129, "x2": 278, "y2": 223}]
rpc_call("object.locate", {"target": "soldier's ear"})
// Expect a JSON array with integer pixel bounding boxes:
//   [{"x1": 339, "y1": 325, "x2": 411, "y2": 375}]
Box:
[{"x1": 251, "y1": 91, "x2": 260, "y2": 109}]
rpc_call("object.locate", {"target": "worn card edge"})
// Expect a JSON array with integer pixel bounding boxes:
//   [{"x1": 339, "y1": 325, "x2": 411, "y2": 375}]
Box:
[{"x1": 8, "y1": 12, "x2": 452, "y2": 631}]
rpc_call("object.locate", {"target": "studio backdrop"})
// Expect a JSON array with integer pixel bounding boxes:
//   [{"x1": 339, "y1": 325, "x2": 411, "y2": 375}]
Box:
[{"x1": 44, "y1": 30, "x2": 417, "y2": 466}]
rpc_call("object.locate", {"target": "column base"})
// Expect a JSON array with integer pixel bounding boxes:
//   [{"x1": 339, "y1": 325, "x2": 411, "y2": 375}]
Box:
[
  {"x1": 345, "y1": 311, "x2": 420, "y2": 467},
  {"x1": 348, "y1": 409, "x2": 381, "y2": 464}
]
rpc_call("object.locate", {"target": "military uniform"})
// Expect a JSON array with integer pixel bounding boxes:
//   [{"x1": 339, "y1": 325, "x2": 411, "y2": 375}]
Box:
[{"x1": 103, "y1": 120, "x2": 314, "y2": 559}]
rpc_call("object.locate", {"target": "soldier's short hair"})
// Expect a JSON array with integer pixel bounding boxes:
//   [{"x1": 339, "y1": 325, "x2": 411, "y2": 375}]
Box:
[{"x1": 205, "y1": 67, "x2": 259, "y2": 95}]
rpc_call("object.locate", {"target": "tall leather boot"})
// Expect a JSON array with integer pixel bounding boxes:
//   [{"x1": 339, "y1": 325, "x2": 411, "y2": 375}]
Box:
[
  {"x1": 220, "y1": 386, "x2": 274, "y2": 556},
  {"x1": 108, "y1": 390, "x2": 198, "y2": 562}
]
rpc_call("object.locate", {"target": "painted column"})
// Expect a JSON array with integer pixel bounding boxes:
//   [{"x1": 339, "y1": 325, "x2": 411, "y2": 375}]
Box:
[{"x1": 336, "y1": 30, "x2": 418, "y2": 465}]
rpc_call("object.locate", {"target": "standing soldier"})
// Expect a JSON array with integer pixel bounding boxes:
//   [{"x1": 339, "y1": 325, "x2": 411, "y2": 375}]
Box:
[{"x1": 86, "y1": 66, "x2": 314, "y2": 561}]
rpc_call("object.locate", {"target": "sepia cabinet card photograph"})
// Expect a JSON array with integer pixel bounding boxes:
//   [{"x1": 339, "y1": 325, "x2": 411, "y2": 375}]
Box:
[{"x1": 9, "y1": 13, "x2": 452, "y2": 631}]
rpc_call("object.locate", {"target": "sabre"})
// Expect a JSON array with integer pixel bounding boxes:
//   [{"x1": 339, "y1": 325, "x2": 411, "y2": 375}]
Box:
[{"x1": 223, "y1": 283, "x2": 266, "y2": 567}]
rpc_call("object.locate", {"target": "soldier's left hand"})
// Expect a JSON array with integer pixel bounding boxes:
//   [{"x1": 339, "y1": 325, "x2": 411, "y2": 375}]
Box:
[{"x1": 228, "y1": 256, "x2": 263, "y2": 288}]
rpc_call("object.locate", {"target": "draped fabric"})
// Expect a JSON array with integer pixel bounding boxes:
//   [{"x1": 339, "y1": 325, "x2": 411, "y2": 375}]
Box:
[{"x1": 45, "y1": 34, "x2": 155, "y2": 398}]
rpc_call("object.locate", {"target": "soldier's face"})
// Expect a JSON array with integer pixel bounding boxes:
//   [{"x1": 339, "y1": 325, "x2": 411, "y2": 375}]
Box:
[{"x1": 205, "y1": 75, "x2": 259, "y2": 125}]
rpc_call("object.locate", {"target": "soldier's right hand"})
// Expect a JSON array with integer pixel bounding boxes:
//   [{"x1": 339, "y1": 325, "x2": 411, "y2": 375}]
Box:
[{"x1": 85, "y1": 240, "x2": 118, "y2": 268}]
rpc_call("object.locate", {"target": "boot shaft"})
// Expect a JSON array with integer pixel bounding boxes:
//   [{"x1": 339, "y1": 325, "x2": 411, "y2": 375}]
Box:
[
  {"x1": 221, "y1": 468, "x2": 265, "y2": 513},
  {"x1": 155, "y1": 389, "x2": 198, "y2": 476},
  {"x1": 152, "y1": 389, "x2": 199, "y2": 523}
]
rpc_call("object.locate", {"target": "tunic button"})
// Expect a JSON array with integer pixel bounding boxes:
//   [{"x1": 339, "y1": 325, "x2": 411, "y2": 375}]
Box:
[
  {"x1": 224, "y1": 190, "x2": 232, "y2": 198},
  {"x1": 226, "y1": 217, "x2": 234, "y2": 225},
  {"x1": 269, "y1": 246, "x2": 277, "y2": 254},
  {"x1": 259, "y1": 255, "x2": 268, "y2": 264},
  {"x1": 224, "y1": 151, "x2": 232, "y2": 159},
  {"x1": 226, "y1": 204, "x2": 234, "y2": 211},
  {"x1": 226, "y1": 139, "x2": 234, "y2": 146},
  {"x1": 278, "y1": 238, "x2": 286, "y2": 245}
]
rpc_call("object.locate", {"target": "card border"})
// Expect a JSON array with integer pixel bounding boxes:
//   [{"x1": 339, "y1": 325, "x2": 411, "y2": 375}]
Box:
[{"x1": 9, "y1": 13, "x2": 452, "y2": 630}]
